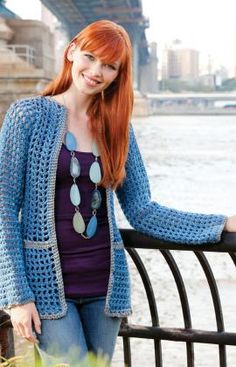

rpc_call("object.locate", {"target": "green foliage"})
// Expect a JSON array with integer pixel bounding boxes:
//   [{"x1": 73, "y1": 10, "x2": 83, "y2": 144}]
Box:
[
  {"x1": 160, "y1": 79, "x2": 186, "y2": 93},
  {"x1": 160, "y1": 77, "x2": 236, "y2": 93},
  {"x1": 160, "y1": 79, "x2": 215, "y2": 93},
  {"x1": 0, "y1": 351, "x2": 109, "y2": 367},
  {"x1": 218, "y1": 78, "x2": 236, "y2": 91},
  {"x1": 0, "y1": 355, "x2": 24, "y2": 366}
]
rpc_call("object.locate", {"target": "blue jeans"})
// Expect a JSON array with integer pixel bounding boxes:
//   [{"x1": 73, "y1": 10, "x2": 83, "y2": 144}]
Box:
[{"x1": 35, "y1": 296, "x2": 121, "y2": 366}]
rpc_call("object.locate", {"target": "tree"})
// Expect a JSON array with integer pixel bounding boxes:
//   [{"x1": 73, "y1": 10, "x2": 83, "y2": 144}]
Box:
[{"x1": 219, "y1": 78, "x2": 236, "y2": 92}]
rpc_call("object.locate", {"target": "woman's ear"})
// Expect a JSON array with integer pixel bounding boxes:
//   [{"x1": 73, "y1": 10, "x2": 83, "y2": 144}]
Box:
[{"x1": 67, "y1": 42, "x2": 77, "y2": 62}]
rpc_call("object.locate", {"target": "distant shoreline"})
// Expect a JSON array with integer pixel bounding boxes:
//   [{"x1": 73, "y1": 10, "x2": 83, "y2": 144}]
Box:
[
  {"x1": 152, "y1": 112, "x2": 236, "y2": 116},
  {"x1": 149, "y1": 109, "x2": 236, "y2": 116}
]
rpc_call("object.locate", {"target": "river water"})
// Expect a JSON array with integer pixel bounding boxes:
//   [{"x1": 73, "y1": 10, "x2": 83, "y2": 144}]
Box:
[{"x1": 112, "y1": 115, "x2": 236, "y2": 367}]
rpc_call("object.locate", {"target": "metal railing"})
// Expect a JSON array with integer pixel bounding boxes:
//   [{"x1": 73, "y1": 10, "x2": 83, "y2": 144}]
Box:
[
  {"x1": 0, "y1": 44, "x2": 55, "y2": 74},
  {"x1": 0, "y1": 44, "x2": 36, "y2": 65},
  {"x1": 0, "y1": 229, "x2": 236, "y2": 365},
  {"x1": 119, "y1": 229, "x2": 236, "y2": 367},
  {"x1": 0, "y1": 310, "x2": 14, "y2": 359}
]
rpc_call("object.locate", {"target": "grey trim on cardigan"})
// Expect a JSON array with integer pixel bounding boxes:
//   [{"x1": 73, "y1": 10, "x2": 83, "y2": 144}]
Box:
[{"x1": 0, "y1": 96, "x2": 227, "y2": 319}]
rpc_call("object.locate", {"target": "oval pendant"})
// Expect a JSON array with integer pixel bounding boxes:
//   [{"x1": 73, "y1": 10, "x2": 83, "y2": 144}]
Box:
[
  {"x1": 70, "y1": 184, "x2": 81, "y2": 206},
  {"x1": 86, "y1": 216, "x2": 97, "y2": 238},
  {"x1": 91, "y1": 189, "x2": 102, "y2": 210},
  {"x1": 92, "y1": 141, "x2": 100, "y2": 157},
  {"x1": 89, "y1": 161, "x2": 102, "y2": 183},
  {"x1": 73, "y1": 211, "x2": 85, "y2": 234},
  {"x1": 70, "y1": 156, "x2": 80, "y2": 178},
  {"x1": 65, "y1": 131, "x2": 77, "y2": 151}
]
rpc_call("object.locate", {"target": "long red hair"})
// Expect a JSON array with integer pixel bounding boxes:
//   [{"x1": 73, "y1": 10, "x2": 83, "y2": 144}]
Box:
[{"x1": 42, "y1": 20, "x2": 133, "y2": 189}]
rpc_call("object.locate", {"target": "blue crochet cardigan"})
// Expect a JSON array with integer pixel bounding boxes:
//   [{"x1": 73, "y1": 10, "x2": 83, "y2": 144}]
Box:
[{"x1": 0, "y1": 96, "x2": 227, "y2": 319}]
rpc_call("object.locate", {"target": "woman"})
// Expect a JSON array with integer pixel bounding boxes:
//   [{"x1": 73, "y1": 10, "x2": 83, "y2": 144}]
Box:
[{"x1": 0, "y1": 19, "x2": 236, "y2": 366}]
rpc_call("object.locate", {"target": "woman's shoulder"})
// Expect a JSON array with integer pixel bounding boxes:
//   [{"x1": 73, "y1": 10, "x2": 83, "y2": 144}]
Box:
[
  {"x1": 3, "y1": 96, "x2": 54, "y2": 133},
  {"x1": 1, "y1": 95, "x2": 64, "y2": 143},
  {"x1": 6, "y1": 95, "x2": 64, "y2": 123},
  {"x1": 8, "y1": 94, "x2": 61, "y2": 113},
  {"x1": 7, "y1": 95, "x2": 43, "y2": 117}
]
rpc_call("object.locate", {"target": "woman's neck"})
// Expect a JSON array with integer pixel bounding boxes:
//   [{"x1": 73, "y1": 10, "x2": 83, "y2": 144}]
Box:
[{"x1": 61, "y1": 86, "x2": 92, "y2": 119}]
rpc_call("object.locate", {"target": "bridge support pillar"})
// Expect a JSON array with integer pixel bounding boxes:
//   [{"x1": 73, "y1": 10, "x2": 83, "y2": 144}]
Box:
[
  {"x1": 128, "y1": 28, "x2": 149, "y2": 116},
  {"x1": 131, "y1": 35, "x2": 139, "y2": 91}
]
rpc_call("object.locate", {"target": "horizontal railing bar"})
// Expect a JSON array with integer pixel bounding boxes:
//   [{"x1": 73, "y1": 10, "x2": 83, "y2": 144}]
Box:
[
  {"x1": 3, "y1": 44, "x2": 35, "y2": 48},
  {"x1": 119, "y1": 324, "x2": 236, "y2": 345},
  {"x1": 120, "y1": 229, "x2": 236, "y2": 252},
  {"x1": 0, "y1": 77, "x2": 52, "y2": 82}
]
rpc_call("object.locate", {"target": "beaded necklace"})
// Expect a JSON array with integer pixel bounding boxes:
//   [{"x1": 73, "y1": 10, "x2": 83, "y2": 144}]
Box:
[{"x1": 62, "y1": 94, "x2": 102, "y2": 239}]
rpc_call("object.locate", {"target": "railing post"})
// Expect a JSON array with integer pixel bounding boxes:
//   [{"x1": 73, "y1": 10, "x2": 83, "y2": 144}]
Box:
[
  {"x1": 0, "y1": 310, "x2": 14, "y2": 361},
  {"x1": 119, "y1": 229, "x2": 236, "y2": 367}
]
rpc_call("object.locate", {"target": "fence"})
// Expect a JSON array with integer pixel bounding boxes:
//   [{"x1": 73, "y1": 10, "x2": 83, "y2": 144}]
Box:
[
  {"x1": 119, "y1": 229, "x2": 236, "y2": 367},
  {"x1": 0, "y1": 229, "x2": 236, "y2": 366},
  {"x1": 0, "y1": 44, "x2": 36, "y2": 65},
  {"x1": 0, "y1": 44, "x2": 55, "y2": 77}
]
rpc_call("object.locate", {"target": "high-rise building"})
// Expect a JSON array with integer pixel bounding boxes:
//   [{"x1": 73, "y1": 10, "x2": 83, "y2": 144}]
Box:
[{"x1": 162, "y1": 40, "x2": 199, "y2": 82}]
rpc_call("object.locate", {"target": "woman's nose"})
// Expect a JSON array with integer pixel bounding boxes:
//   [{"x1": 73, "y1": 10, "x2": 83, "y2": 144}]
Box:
[{"x1": 90, "y1": 61, "x2": 102, "y2": 77}]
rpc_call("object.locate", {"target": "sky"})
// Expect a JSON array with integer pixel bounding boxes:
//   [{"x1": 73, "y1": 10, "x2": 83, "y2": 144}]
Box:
[
  {"x1": 5, "y1": 0, "x2": 236, "y2": 77},
  {"x1": 142, "y1": 0, "x2": 236, "y2": 76}
]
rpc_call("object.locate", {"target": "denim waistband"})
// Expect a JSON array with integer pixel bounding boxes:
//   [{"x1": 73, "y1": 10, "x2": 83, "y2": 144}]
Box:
[{"x1": 65, "y1": 295, "x2": 106, "y2": 305}]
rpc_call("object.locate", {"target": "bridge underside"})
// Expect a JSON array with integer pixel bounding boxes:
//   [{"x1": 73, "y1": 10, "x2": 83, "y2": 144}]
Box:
[{"x1": 40, "y1": 0, "x2": 149, "y2": 65}]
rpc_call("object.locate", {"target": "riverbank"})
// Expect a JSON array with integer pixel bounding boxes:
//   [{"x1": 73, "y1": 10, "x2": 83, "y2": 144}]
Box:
[{"x1": 149, "y1": 107, "x2": 236, "y2": 115}]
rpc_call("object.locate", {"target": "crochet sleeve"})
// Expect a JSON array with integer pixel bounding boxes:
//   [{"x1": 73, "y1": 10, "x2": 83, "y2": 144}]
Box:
[
  {"x1": 116, "y1": 124, "x2": 227, "y2": 244},
  {"x1": 0, "y1": 100, "x2": 35, "y2": 309}
]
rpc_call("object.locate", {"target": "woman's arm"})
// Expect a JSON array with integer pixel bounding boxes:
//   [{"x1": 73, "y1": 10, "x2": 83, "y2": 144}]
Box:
[
  {"x1": 116, "y1": 124, "x2": 230, "y2": 244},
  {"x1": 0, "y1": 100, "x2": 35, "y2": 309}
]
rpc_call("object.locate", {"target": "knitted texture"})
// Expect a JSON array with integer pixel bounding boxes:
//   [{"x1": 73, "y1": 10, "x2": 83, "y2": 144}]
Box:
[
  {"x1": 0, "y1": 96, "x2": 227, "y2": 319},
  {"x1": 0, "y1": 101, "x2": 35, "y2": 308}
]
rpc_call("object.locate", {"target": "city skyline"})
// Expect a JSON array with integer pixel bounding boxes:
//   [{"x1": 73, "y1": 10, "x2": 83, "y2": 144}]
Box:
[
  {"x1": 142, "y1": 0, "x2": 236, "y2": 76},
  {"x1": 5, "y1": 0, "x2": 236, "y2": 77}
]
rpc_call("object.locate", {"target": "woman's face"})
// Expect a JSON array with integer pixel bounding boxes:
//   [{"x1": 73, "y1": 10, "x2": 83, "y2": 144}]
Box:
[{"x1": 67, "y1": 44, "x2": 121, "y2": 96}]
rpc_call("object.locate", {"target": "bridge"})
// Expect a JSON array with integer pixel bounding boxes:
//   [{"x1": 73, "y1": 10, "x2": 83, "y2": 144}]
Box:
[
  {"x1": 0, "y1": 0, "x2": 18, "y2": 18},
  {"x1": 0, "y1": 0, "x2": 159, "y2": 113},
  {"x1": 40, "y1": 0, "x2": 152, "y2": 91},
  {"x1": 147, "y1": 92, "x2": 236, "y2": 115}
]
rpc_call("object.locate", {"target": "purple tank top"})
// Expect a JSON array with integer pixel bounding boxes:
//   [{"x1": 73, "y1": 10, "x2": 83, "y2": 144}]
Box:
[{"x1": 54, "y1": 143, "x2": 111, "y2": 298}]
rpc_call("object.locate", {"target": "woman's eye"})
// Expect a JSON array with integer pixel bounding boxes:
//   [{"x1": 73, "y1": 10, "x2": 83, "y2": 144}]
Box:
[
  {"x1": 85, "y1": 54, "x2": 95, "y2": 61},
  {"x1": 105, "y1": 64, "x2": 116, "y2": 71}
]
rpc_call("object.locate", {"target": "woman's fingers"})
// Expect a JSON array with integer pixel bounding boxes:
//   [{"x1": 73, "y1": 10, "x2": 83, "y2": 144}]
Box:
[
  {"x1": 15, "y1": 320, "x2": 38, "y2": 343},
  {"x1": 32, "y1": 307, "x2": 41, "y2": 335},
  {"x1": 12, "y1": 322, "x2": 21, "y2": 338},
  {"x1": 22, "y1": 321, "x2": 38, "y2": 343},
  {"x1": 10, "y1": 302, "x2": 40, "y2": 343}
]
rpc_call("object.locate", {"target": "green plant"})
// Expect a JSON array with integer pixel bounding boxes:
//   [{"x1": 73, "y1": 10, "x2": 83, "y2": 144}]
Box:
[
  {"x1": 0, "y1": 351, "x2": 109, "y2": 367},
  {"x1": 0, "y1": 355, "x2": 24, "y2": 366}
]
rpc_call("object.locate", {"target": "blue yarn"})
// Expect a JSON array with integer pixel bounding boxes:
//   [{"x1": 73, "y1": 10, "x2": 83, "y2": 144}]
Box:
[{"x1": 0, "y1": 96, "x2": 227, "y2": 319}]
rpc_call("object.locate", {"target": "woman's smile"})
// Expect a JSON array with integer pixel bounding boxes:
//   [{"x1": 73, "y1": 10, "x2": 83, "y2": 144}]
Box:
[{"x1": 82, "y1": 73, "x2": 102, "y2": 87}]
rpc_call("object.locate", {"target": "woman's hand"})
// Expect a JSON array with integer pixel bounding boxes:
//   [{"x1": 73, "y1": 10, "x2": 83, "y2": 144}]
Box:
[
  {"x1": 10, "y1": 302, "x2": 41, "y2": 343},
  {"x1": 224, "y1": 215, "x2": 236, "y2": 232}
]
